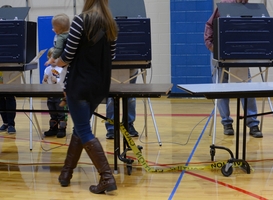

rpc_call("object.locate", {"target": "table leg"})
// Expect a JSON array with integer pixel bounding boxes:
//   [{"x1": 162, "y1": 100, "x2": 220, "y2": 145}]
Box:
[
  {"x1": 236, "y1": 98, "x2": 240, "y2": 159},
  {"x1": 113, "y1": 96, "x2": 120, "y2": 174},
  {"x1": 122, "y1": 98, "x2": 129, "y2": 155},
  {"x1": 243, "y1": 98, "x2": 247, "y2": 160},
  {"x1": 214, "y1": 97, "x2": 251, "y2": 176},
  {"x1": 113, "y1": 96, "x2": 136, "y2": 175}
]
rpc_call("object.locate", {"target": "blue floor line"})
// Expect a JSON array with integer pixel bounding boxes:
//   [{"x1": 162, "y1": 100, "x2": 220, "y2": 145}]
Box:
[{"x1": 168, "y1": 110, "x2": 214, "y2": 200}]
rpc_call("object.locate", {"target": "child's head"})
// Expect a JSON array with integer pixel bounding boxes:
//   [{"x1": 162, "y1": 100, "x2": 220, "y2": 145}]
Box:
[
  {"x1": 47, "y1": 47, "x2": 55, "y2": 59},
  {"x1": 52, "y1": 13, "x2": 70, "y2": 34}
]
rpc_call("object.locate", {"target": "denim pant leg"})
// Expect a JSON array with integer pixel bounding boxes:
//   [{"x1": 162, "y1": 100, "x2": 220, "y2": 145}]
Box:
[
  {"x1": 105, "y1": 71, "x2": 137, "y2": 131},
  {"x1": 105, "y1": 96, "x2": 136, "y2": 131},
  {"x1": 0, "y1": 97, "x2": 16, "y2": 126},
  {"x1": 239, "y1": 70, "x2": 259, "y2": 127},
  {"x1": 210, "y1": 53, "x2": 233, "y2": 125},
  {"x1": 67, "y1": 96, "x2": 97, "y2": 144},
  {"x1": 6, "y1": 96, "x2": 16, "y2": 126},
  {"x1": 128, "y1": 97, "x2": 136, "y2": 125},
  {"x1": 105, "y1": 97, "x2": 114, "y2": 131},
  {"x1": 0, "y1": 97, "x2": 8, "y2": 124},
  {"x1": 240, "y1": 97, "x2": 259, "y2": 128}
]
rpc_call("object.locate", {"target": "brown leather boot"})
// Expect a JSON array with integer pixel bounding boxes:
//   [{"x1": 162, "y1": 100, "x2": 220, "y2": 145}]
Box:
[
  {"x1": 83, "y1": 138, "x2": 117, "y2": 194},
  {"x1": 58, "y1": 134, "x2": 83, "y2": 187}
]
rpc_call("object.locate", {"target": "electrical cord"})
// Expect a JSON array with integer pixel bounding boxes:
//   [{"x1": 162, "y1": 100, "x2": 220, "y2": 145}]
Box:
[{"x1": 21, "y1": 97, "x2": 69, "y2": 152}]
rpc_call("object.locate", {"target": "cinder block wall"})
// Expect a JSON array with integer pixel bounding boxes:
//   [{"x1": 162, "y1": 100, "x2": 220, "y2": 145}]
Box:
[{"x1": 170, "y1": 0, "x2": 212, "y2": 94}]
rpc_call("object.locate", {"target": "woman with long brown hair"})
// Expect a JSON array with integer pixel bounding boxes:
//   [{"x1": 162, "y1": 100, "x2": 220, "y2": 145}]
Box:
[{"x1": 56, "y1": 0, "x2": 118, "y2": 194}]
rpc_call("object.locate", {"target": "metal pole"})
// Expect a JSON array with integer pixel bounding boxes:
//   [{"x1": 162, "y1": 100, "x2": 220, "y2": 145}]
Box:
[
  {"x1": 73, "y1": 0, "x2": 76, "y2": 15},
  {"x1": 26, "y1": 0, "x2": 29, "y2": 21}
]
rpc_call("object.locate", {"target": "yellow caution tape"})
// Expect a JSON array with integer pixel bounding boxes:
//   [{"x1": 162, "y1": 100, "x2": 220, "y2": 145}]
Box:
[{"x1": 103, "y1": 119, "x2": 253, "y2": 172}]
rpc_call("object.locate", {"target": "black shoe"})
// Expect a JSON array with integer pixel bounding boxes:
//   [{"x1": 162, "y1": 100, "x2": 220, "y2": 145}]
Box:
[
  {"x1": 44, "y1": 120, "x2": 58, "y2": 137},
  {"x1": 44, "y1": 129, "x2": 58, "y2": 136},
  {"x1": 57, "y1": 129, "x2": 66, "y2": 138},
  {"x1": 7, "y1": 126, "x2": 16, "y2": 134},
  {"x1": 128, "y1": 124, "x2": 139, "y2": 137},
  {"x1": 223, "y1": 124, "x2": 234, "y2": 135},
  {"x1": 0, "y1": 124, "x2": 8, "y2": 132},
  {"x1": 249, "y1": 126, "x2": 263, "y2": 138},
  {"x1": 106, "y1": 130, "x2": 114, "y2": 139}
]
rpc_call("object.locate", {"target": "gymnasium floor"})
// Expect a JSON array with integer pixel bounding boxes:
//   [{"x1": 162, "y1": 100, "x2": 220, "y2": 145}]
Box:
[{"x1": 0, "y1": 97, "x2": 272, "y2": 200}]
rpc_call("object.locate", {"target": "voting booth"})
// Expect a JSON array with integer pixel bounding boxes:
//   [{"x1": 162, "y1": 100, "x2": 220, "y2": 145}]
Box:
[
  {"x1": 115, "y1": 17, "x2": 151, "y2": 62},
  {"x1": 213, "y1": 3, "x2": 273, "y2": 67},
  {"x1": 0, "y1": 7, "x2": 37, "y2": 64},
  {"x1": 110, "y1": 0, "x2": 151, "y2": 69},
  {"x1": 0, "y1": 7, "x2": 37, "y2": 84}
]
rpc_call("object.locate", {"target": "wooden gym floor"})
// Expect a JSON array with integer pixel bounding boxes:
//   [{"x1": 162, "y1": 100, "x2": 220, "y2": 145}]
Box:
[{"x1": 0, "y1": 97, "x2": 273, "y2": 200}]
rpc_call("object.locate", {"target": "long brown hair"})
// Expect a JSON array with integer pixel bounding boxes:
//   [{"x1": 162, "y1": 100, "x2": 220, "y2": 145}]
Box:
[{"x1": 82, "y1": 0, "x2": 118, "y2": 41}]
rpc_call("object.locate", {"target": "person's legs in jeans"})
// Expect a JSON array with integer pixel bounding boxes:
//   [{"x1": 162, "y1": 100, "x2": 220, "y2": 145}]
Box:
[
  {"x1": 6, "y1": 96, "x2": 16, "y2": 134},
  {"x1": 6, "y1": 96, "x2": 16, "y2": 127},
  {"x1": 0, "y1": 97, "x2": 16, "y2": 133},
  {"x1": 105, "y1": 70, "x2": 138, "y2": 139},
  {"x1": 0, "y1": 97, "x2": 8, "y2": 131}
]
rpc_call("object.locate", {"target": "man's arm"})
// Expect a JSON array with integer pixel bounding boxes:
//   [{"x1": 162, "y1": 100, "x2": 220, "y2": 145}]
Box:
[{"x1": 204, "y1": 8, "x2": 220, "y2": 52}]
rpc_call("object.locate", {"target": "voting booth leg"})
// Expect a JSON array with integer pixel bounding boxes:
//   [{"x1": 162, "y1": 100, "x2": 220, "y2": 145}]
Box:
[
  {"x1": 147, "y1": 98, "x2": 162, "y2": 146},
  {"x1": 141, "y1": 69, "x2": 162, "y2": 146},
  {"x1": 28, "y1": 70, "x2": 34, "y2": 150}
]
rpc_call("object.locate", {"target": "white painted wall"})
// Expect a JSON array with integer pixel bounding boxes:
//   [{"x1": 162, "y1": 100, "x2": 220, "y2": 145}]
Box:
[{"x1": 1, "y1": 0, "x2": 272, "y2": 84}]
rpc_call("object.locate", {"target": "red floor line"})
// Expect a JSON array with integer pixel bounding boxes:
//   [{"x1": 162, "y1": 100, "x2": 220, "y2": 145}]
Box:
[
  {"x1": 3, "y1": 135, "x2": 273, "y2": 165},
  {"x1": 120, "y1": 154, "x2": 269, "y2": 199},
  {"x1": 185, "y1": 171, "x2": 268, "y2": 200}
]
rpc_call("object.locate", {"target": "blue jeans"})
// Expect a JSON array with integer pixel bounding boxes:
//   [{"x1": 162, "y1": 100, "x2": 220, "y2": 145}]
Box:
[
  {"x1": 210, "y1": 54, "x2": 259, "y2": 128},
  {"x1": 105, "y1": 71, "x2": 137, "y2": 132},
  {"x1": 0, "y1": 96, "x2": 16, "y2": 126},
  {"x1": 67, "y1": 96, "x2": 99, "y2": 144}
]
